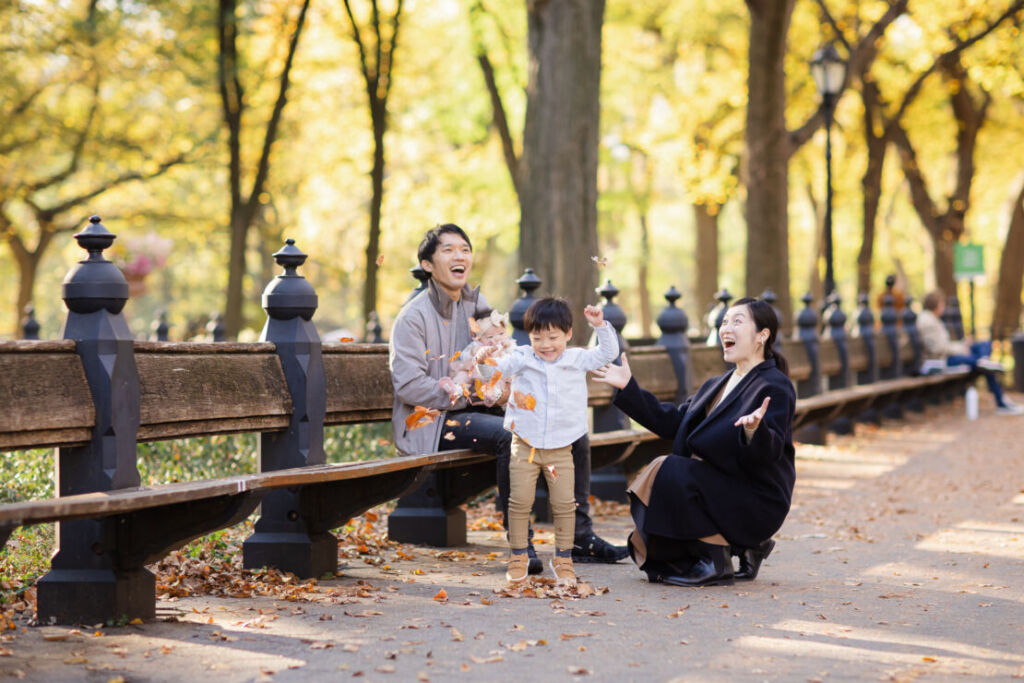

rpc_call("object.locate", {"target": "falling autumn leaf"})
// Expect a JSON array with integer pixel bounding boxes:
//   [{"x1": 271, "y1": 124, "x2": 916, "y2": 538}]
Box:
[
  {"x1": 376, "y1": 254, "x2": 385, "y2": 266},
  {"x1": 469, "y1": 318, "x2": 481, "y2": 335},
  {"x1": 481, "y1": 357, "x2": 498, "y2": 366},
  {"x1": 529, "y1": 447, "x2": 535, "y2": 464},
  {"x1": 443, "y1": 432, "x2": 456, "y2": 441},
  {"x1": 591, "y1": 255, "x2": 608, "y2": 268},
  {"x1": 450, "y1": 351, "x2": 461, "y2": 361},
  {"x1": 406, "y1": 406, "x2": 441, "y2": 431},
  {"x1": 340, "y1": 337, "x2": 355, "y2": 343},
  {"x1": 547, "y1": 464, "x2": 558, "y2": 480}
]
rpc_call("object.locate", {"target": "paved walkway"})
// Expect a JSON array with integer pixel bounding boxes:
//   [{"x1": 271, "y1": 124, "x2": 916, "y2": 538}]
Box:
[{"x1": 3, "y1": 393, "x2": 1023, "y2": 681}]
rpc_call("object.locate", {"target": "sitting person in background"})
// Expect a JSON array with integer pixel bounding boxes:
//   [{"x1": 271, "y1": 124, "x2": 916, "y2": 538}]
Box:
[{"x1": 917, "y1": 289, "x2": 1022, "y2": 415}]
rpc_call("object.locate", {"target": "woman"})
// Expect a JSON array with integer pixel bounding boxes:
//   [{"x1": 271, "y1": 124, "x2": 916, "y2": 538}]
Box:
[{"x1": 591, "y1": 297, "x2": 795, "y2": 586}]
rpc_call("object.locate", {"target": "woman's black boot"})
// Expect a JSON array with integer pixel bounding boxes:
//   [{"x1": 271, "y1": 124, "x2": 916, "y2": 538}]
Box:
[
  {"x1": 733, "y1": 539, "x2": 775, "y2": 581},
  {"x1": 661, "y1": 542, "x2": 734, "y2": 587}
]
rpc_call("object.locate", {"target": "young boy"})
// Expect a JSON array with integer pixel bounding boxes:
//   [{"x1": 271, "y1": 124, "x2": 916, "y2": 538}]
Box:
[{"x1": 476, "y1": 298, "x2": 619, "y2": 585}]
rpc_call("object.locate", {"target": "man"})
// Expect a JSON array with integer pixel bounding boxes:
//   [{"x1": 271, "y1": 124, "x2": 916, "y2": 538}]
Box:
[{"x1": 389, "y1": 223, "x2": 629, "y2": 573}]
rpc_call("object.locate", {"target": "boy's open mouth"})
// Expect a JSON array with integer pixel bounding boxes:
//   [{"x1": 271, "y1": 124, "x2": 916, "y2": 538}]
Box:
[
  {"x1": 722, "y1": 339, "x2": 736, "y2": 349},
  {"x1": 451, "y1": 265, "x2": 466, "y2": 274}
]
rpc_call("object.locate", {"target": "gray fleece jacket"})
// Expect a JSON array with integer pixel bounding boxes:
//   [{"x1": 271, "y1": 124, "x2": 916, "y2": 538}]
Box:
[{"x1": 389, "y1": 279, "x2": 489, "y2": 454}]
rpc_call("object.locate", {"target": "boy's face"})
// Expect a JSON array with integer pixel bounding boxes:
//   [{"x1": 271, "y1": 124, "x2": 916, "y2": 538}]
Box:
[
  {"x1": 422, "y1": 232, "x2": 473, "y2": 299},
  {"x1": 528, "y1": 325, "x2": 573, "y2": 362}
]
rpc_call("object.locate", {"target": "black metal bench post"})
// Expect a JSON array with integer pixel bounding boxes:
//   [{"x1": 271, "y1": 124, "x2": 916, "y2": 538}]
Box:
[
  {"x1": 658, "y1": 286, "x2": 691, "y2": 405},
  {"x1": 36, "y1": 217, "x2": 149, "y2": 624},
  {"x1": 705, "y1": 288, "x2": 732, "y2": 347},
  {"x1": 242, "y1": 239, "x2": 334, "y2": 578},
  {"x1": 589, "y1": 280, "x2": 630, "y2": 503},
  {"x1": 854, "y1": 293, "x2": 881, "y2": 423},
  {"x1": 879, "y1": 278, "x2": 903, "y2": 419},
  {"x1": 794, "y1": 293, "x2": 825, "y2": 444},
  {"x1": 902, "y1": 296, "x2": 926, "y2": 411},
  {"x1": 21, "y1": 304, "x2": 40, "y2": 340},
  {"x1": 824, "y1": 293, "x2": 854, "y2": 434}
]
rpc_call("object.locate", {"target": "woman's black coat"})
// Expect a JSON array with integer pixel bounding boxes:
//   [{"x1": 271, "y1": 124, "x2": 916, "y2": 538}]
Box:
[{"x1": 613, "y1": 358, "x2": 796, "y2": 548}]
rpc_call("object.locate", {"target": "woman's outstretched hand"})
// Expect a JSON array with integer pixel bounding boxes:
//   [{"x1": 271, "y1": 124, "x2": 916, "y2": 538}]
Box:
[
  {"x1": 734, "y1": 396, "x2": 771, "y2": 431},
  {"x1": 590, "y1": 352, "x2": 632, "y2": 389}
]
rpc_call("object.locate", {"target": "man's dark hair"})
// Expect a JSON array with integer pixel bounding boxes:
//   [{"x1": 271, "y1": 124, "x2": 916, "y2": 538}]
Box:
[
  {"x1": 524, "y1": 297, "x2": 573, "y2": 334},
  {"x1": 417, "y1": 223, "x2": 472, "y2": 265}
]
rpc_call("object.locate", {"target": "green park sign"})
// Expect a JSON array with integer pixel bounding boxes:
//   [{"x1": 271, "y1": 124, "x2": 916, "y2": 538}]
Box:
[{"x1": 953, "y1": 243, "x2": 985, "y2": 280}]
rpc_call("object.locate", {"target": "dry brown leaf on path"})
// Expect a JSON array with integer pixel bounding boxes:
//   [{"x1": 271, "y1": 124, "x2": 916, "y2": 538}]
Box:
[
  {"x1": 433, "y1": 589, "x2": 448, "y2": 602},
  {"x1": 568, "y1": 665, "x2": 592, "y2": 675},
  {"x1": 470, "y1": 654, "x2": 504, "y2": 664}
]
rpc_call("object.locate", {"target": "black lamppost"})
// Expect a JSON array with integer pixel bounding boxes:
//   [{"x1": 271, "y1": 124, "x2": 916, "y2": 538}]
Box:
[{"x1": 810, "y1": 44, "x2": 846, "y2": 300}]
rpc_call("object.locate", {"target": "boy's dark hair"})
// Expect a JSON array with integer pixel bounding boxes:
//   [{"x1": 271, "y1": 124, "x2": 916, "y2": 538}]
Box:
[
  {"x1": 524, "y1": 297, "x2": 573, "y2": 334},
  {"x1": 417, "y1": 223, "x2": 472, "y2": 265}
]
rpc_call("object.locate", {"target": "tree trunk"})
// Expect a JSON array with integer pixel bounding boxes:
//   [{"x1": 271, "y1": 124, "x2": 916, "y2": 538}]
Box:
[
  {"x1": 637, "y1": 212, "x2": 652, "y2": 339},
  {"x1": 520, "y1": 0, "x2": 605, "y2": 342},
  {"x1": 363, "y1": 105, "x2": 386, "y2": 324},
  {"x1": 694, "y1": 202, "x2": 720, "y2": 311},
  {"x1": 220, "y1": 0, "x2": 310, "y2": 339},
  {"x1": 857, "y1": 81, "x2": 887, "y2": 297},
  {"x1": 992, "y1": 177, "x2": 1024, "y2": 339},
  {"x1": 743, "y1": 0, "x2": 796, "y2": 328},
  {"x1": 803, "y1": 180, "x2": 823, "y2": 305}
]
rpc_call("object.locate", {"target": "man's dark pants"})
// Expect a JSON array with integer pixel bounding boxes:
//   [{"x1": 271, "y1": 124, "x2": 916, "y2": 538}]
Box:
[{"x1": 440, "y1": 408, "x2": 593, "y2": 538}]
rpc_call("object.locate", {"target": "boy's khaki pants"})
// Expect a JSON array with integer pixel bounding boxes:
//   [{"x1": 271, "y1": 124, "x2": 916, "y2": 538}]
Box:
[{"x1": 508, "y1": 435, "x2": 576, "y2": 552}]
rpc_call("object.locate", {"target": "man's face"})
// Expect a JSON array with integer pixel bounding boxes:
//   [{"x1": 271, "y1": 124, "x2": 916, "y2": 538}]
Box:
[{"x1": 422, "y1": 232, "x2": 473, "y2": 299}]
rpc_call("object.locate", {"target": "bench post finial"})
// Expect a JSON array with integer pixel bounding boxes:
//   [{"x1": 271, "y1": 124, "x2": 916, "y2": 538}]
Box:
[
  {"x1": 37, "y1": 216, "x2": 149, "y2": 625},
  {"x1": 243, "y1": 238, "x2": 333, "y2": 578}
]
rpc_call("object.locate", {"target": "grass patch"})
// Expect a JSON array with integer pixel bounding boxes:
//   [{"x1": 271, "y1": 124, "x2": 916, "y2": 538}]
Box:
[{"x1": 1, "y1": 421, "x2": 398, "y2": 606}]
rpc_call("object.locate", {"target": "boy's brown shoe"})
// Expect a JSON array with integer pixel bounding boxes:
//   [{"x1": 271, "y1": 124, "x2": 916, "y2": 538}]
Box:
[
  {"x1": 550, "y1": 556, "x2": 577, "y2": 586},
  {"x1": 506, "y1": 553, "x2": 530, "y2": 583}
]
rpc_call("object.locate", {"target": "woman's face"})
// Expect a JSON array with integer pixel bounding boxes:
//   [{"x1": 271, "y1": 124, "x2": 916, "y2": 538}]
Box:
[{"x1": 719, "y1": 304, "x2": 766, "y2": 366}]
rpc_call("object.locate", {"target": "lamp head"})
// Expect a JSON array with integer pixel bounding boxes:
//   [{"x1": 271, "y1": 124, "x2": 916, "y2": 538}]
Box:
[{"x1": 811, "y1": 43, "x2": 846, "y2": 98}]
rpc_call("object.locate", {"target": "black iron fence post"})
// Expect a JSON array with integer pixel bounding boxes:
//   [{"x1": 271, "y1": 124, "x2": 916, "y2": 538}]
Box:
[
  {"x1": 36, "y1": 216, "x2": 147, "y2": 624},
  {"x1": 242, "y1": 239, "x2": 332, "y2": 578}
]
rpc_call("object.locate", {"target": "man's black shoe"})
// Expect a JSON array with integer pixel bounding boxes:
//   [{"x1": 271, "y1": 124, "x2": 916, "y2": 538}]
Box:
[
  {"x1": 526, "y1": 541, "x2": 543, "y2": 574},
  {"x1": 572, "y1": 533, "x2": 629, "y2": 563}
]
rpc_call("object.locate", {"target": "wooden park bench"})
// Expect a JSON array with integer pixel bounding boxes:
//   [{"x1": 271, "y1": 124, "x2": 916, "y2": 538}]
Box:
[{"x1": 0, "y1": 220, "x2": 976, "y2": 624}]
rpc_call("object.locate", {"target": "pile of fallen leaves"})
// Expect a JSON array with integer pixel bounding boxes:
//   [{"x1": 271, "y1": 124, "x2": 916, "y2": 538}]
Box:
[{"x1": 494, "y1": 576, "x2": 608, "y2": 601}]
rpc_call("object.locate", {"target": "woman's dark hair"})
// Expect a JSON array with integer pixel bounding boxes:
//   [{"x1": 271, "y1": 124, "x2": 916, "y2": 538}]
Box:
[
  {"x1": 732, "y1": 296, "x2": 789, "y2": 377},
  {"x1": 417, "y1": 223, "x2": 473, "y2": 265},
  {"x1": 523, "y1": 297, "x2": 573, "y2": 334}
]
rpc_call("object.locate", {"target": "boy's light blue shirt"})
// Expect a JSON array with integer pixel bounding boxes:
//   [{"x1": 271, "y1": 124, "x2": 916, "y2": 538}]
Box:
[{"x1": 487, "y1": 322, "x2": 619, "y2": 450}]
